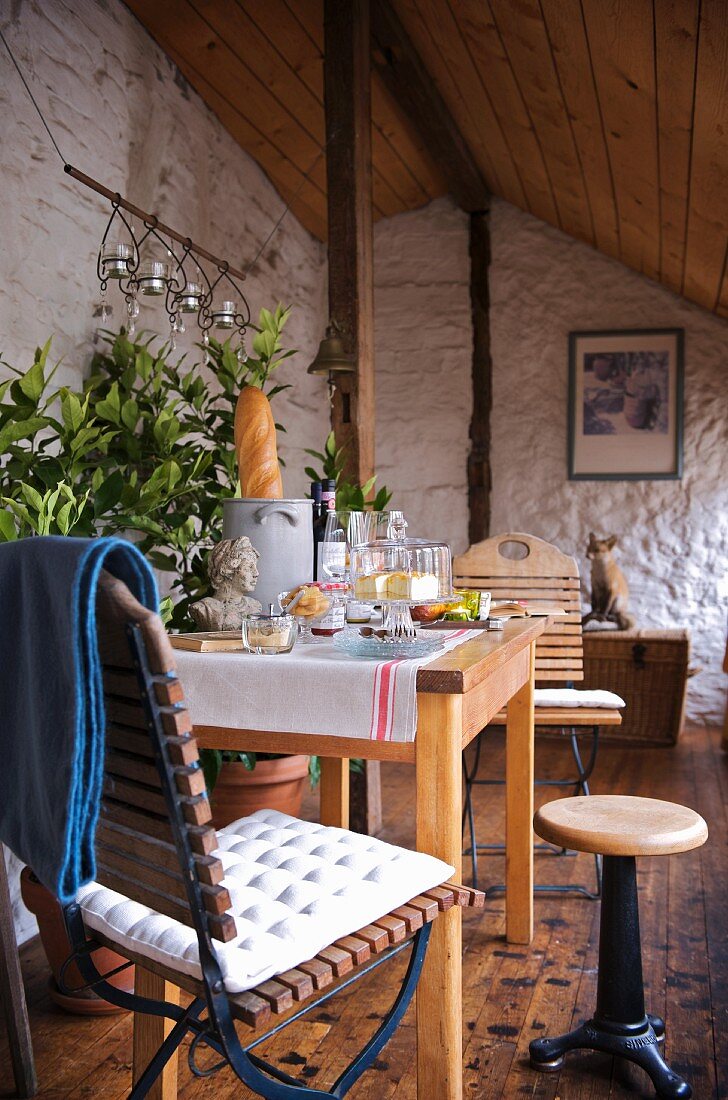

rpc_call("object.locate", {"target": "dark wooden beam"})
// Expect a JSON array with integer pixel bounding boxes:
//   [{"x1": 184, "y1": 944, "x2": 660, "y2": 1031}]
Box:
[
  {"x1": 468, "y1": 210, "x2": 492, "y2": 545},
  {"x1": 324, "y1": 0, "x2": 380, "y2": 835},
  {"x1": 324, "y1": 0, "x2": 375, "y2": 489},
  {"x1": 370, "y1": 0, "x2": 490, "y2": 213}
]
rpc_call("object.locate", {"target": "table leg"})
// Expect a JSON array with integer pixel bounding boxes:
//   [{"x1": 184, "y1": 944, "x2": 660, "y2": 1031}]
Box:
[
  {"x1": 133, "y1": 968, "x2": 180, "y2": 1100},
  {"x1": 319, "y1": 757, "x2": 350, "y2": 828},
  {"x1": 505, "y1": 640, "x2": 535, "y2": 945},
  {"x1": 416, "y1": 692, "x2": 463, "y2": 1100}
]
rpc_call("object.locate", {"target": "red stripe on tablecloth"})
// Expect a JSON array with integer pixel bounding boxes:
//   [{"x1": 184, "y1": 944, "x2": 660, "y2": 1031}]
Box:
[
  {"x1": 370, "y1": 630, "x2": 472, "y2": 740},
  {"x1": 372, "y1": 660, "x2": 399, "y2": 740}
]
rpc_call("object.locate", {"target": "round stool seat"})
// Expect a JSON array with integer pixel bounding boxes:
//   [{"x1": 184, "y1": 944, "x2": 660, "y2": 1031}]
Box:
[{"x1": 534, "y1": 795, "x2": 708, "y2": 857}]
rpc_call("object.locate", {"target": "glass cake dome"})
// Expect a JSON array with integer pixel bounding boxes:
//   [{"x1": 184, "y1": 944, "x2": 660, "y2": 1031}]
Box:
[{"x1": 349, "y1": 536, "x2": 454, "y2": 605}]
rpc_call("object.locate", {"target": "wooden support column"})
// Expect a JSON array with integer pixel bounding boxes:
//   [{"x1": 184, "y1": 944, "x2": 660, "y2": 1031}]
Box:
[
  {"x1": 468, "y1": 210, "x2": 492, "y2": 545},
  {"x1": 324, "y1": 0, "x2": 380, "y2": 835},
  {"x1": 324, "y1": 0, "x2": 375, "y2": 487}
]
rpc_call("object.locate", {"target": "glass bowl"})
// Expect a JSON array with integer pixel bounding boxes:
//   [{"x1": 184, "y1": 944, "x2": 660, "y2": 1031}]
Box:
[{"x1": 241, "y1": 613, "x2": 297, "y2": 655}]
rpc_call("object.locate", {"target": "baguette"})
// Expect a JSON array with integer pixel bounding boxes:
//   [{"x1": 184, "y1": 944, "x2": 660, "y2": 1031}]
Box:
[{"x1": 234, "y1": 385, "x2": 283, "y2": 499}]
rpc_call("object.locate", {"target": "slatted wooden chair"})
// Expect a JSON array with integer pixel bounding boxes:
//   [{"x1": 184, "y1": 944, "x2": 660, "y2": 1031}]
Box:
[
  {"x1": 60, "y1": 572, "x2": 483, "y2": 1098},
  {"x1": 453, "y1": 533, "x2": 624, "y2": 897}
]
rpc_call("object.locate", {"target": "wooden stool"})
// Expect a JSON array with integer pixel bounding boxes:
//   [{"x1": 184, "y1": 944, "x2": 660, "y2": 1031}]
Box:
[{"x1": 529, "y1": 795, "x2": 708, "y2": 1099}]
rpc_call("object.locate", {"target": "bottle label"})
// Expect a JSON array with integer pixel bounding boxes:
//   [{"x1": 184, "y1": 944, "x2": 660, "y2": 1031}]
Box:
[{"x1": 312, "y1": 604, "x2": 346, "y2": 634}]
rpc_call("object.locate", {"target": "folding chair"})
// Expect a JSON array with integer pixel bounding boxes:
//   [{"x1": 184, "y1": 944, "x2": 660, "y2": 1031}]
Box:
[
  {"x1": 454, "y1": 533, "x2": 623, "y2": 898},
  {"x1": 59, "y1": 571, "x2": 483, "y2": 1098}
]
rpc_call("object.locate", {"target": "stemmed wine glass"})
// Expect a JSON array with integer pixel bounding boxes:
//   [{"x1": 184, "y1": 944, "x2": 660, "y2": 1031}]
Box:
[{"x1": 321, "y1": 510, "x2": 405, "y2": 584}]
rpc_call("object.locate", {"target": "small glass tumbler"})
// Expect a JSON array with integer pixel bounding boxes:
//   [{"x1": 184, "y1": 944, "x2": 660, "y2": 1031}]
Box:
[{"x1": 241, "y1": 612, "x2": 297, "y2": 654}]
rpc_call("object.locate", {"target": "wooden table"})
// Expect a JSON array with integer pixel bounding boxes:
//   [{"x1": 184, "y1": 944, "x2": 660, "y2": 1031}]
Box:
[{"x1": 135, "y1": 617, "x2": 546, "y2": 1100}]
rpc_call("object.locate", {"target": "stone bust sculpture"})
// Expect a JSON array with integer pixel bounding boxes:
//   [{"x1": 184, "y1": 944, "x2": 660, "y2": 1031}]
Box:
[{"x1": 190, "y1": 537, "x2": 262, "y2": 631}]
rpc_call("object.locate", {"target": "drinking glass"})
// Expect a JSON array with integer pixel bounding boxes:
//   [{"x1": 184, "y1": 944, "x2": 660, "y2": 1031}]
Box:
[{"x1": 321, "y1": 510, "x2": 406, "y2": 583}]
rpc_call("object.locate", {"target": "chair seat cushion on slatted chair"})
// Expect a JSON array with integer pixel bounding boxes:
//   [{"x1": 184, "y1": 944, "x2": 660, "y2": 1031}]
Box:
[
  {"x1": 534, "y1": 688, "x2": 625, "y2": 709},
  {"x1": 77, "y1": 809, "x2": 454, "y2": 995}
]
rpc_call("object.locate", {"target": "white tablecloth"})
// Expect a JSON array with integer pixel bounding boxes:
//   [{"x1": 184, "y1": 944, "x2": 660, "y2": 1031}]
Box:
[{"x1": 175, "y1": 629, "x2": 476, "y2": 745}]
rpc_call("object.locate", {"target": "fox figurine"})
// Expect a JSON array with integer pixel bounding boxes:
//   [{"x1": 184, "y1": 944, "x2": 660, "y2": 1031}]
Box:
[{"x1": 583, "y1": 533, "x2": 635, "y2": 630}]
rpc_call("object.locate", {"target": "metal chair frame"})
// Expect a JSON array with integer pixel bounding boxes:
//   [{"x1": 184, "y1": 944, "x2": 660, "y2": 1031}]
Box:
[
  {"x1": 453, "y1": 533, "x2": 617, "y2": 901},
  {"x1": 462, "y1": 721, "x2": 602, "y2": 899},
  {"x1": 61, "y1": 620, "x2": 432, "y2": 1099}
]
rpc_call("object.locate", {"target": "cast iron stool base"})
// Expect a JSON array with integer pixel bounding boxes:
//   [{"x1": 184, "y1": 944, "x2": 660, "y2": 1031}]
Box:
[{"x1": 529, "y1": 855, "x2": 692, "y2": 1099}]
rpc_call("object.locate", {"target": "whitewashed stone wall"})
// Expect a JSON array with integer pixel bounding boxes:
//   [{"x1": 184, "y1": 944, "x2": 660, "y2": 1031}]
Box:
[
  {"x1": 374, "y1": 198, "x2": 473, "y2": 554},
  {"x1": 374, "y1": 195, "x2": 727, "y2": 726},
  {"x1": 490, "y1": 198, "x2": 728, "y2": 726},
  {"x1": 0, "y1": 0, "x2": 328, "y2": 942}
]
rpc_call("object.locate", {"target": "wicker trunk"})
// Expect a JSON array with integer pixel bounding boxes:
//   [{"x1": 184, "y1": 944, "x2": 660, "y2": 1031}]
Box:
[{"x1": 582, "y1": 629, "x2": 690, "y2": 746}]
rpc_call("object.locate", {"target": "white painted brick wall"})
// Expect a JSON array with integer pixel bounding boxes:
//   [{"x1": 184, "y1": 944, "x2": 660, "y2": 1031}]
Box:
[{"x1": 0, "y1": 0, "x2": 329, "y2": 943}]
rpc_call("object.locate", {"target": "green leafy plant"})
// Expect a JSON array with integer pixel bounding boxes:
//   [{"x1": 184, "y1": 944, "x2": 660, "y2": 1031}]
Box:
[
  {"x1": 0, "y1": 306, "x2": 294, "y2": 630},
  {"x1": 304, "y1": 430, "x2": 392, "y2": 510},
  {"x1": 201, "y1": 748, "x2": 325, "y2": 792}
]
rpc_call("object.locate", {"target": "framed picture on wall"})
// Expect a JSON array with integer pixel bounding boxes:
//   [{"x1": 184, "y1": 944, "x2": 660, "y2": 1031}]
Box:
[{"x1": 568, "y1": 328, "x2": 684, "y2": 480}]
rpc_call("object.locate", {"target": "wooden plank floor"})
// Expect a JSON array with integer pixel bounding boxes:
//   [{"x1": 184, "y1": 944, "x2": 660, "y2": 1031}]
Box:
[{"x1": 1, "y1": 724, "x2": 725, "y2": 1099}]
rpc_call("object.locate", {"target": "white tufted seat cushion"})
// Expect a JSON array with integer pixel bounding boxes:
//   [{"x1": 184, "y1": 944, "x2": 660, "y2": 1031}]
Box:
[
  {"x1": 534, "y1": 688, "x2": 625, "y2": 709},
  {"x1": 77, "y1": 810, "x2": 454, "y2": 994}
]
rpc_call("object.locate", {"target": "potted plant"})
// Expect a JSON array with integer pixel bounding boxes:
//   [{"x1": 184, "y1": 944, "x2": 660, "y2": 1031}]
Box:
[
  {"x1": 20, "y1": 868, "x2": 134, "y2": 1015},
  {"x1": 203, "y1": 751, "x2": 316, "y2": 829}
]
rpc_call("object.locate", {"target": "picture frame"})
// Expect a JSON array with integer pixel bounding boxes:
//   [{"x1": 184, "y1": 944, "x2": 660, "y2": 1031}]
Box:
[{"x1": 568, "y1": 328, "x2": 684, "y2": 480}]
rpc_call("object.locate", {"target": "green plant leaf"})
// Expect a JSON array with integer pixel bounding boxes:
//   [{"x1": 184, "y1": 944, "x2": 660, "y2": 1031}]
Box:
[
  {"x1": 200, "y1": 748, "x2": 223, "y2": 793},
  {"x1": 60, "y1": 389, "x2": 85, "y2": 434},
  {"x1": 19, "y1": 482, "x2": 44, "y2": 512},
  {"x1": 0, "y1": 416, "x2": 49, "y2": 452},
  {"x1": 18, "y1": 359, "x2": 45, "y2": 403},
  {"x1": 93, "y1": 469, "x2": 124, "y2": 516},
  {"x1": 0, "y1": 511, "x2": 17, "y2": 541}
]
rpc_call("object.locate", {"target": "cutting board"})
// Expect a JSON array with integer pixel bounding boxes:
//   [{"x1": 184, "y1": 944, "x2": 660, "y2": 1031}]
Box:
[{"x1": 169, "y1": 631, "x2": 244, "y2": 652}]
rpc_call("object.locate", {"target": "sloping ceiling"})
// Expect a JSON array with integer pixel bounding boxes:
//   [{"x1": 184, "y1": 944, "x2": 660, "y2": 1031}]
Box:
[{"x1": 125, "y1": 0, "x2": 728, "y2": 317}]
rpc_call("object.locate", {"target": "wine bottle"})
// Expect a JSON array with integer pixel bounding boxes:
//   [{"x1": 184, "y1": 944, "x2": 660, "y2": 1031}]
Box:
[
  {"x1": 311, "y1": 481, "x2": 324, "y2": 580},
  {"x1": 315, "y1": 479, "x2": 337, "y2": 580}
]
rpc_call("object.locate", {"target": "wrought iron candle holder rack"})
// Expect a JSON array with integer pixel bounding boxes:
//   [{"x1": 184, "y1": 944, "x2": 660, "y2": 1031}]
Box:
[{"x1": 67, "y1": 164, "x2": 251, "y2": 354}]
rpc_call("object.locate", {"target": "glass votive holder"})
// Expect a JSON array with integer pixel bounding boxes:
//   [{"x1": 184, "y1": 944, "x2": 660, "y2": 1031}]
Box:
[
  {"x1": 212, "y1": 300, "x2": 236, "y2": 328},
  {"x1": 137, "y1": 259, "x2": 169, "y2": 295},
  {"x1": 178, "y1": 282, "x2": 203, "y2": 312},
  {"x1": 241, "y1": 612, "x2": 296, "y2": 655},
  {"x1": 101, "y1": 242, "x2": 133, "y2": 279}
]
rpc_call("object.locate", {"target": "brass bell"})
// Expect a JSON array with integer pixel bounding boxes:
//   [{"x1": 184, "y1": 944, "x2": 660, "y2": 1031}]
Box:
[{"x1": 307, "y1": 323, "x2": 355, "y2": 376}]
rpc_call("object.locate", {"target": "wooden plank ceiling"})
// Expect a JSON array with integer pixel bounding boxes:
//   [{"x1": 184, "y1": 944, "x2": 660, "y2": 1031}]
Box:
[{"x1": 125, "y1": 0, "x2": 728, "y2": 317}]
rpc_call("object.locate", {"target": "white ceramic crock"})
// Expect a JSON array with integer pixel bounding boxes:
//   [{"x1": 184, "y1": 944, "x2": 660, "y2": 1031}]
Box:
[{"x1": 222, "y1": 498, "x2": 313, "y2": 610}]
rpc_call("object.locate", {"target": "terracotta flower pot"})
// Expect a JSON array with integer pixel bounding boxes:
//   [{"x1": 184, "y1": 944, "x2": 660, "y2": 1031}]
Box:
[
  {"x1": 20, "y1": 867, "x2": 134, "y2": 1015},
  {"x1": 211, "y1": 755, "x2": 310, "y2": 829}
]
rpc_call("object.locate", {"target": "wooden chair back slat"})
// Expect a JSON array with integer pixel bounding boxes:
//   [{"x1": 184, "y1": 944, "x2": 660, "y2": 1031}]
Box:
[
  {"x1": 453, "y1": 532, "x2": 585, "y2": 684},
  {"x1": 95, "y1": 571, "x2": 233, "y2": 943}
]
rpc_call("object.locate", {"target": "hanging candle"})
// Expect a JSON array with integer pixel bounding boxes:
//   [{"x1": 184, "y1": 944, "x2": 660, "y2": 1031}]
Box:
[
  {"x1": 211, "y1": 300, "x2": 236, "y2": 329},
  {"x1": 137, "y1": 259, "x2": 169, "y2": 296},
  {"x1": 178, "y1": 281, "x2": 203, "y2": 313},
  {"x1": 202, "y1": 329, "x2": 210, "y2": 366},
  {"x1": 101, "y1": 242, "x2": 133, "y2": 279}
]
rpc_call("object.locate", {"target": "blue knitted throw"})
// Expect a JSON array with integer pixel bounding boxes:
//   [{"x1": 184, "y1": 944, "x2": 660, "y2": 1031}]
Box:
[{"x1": 0, "y1": 536, "x2": 157, "y2": 902}]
